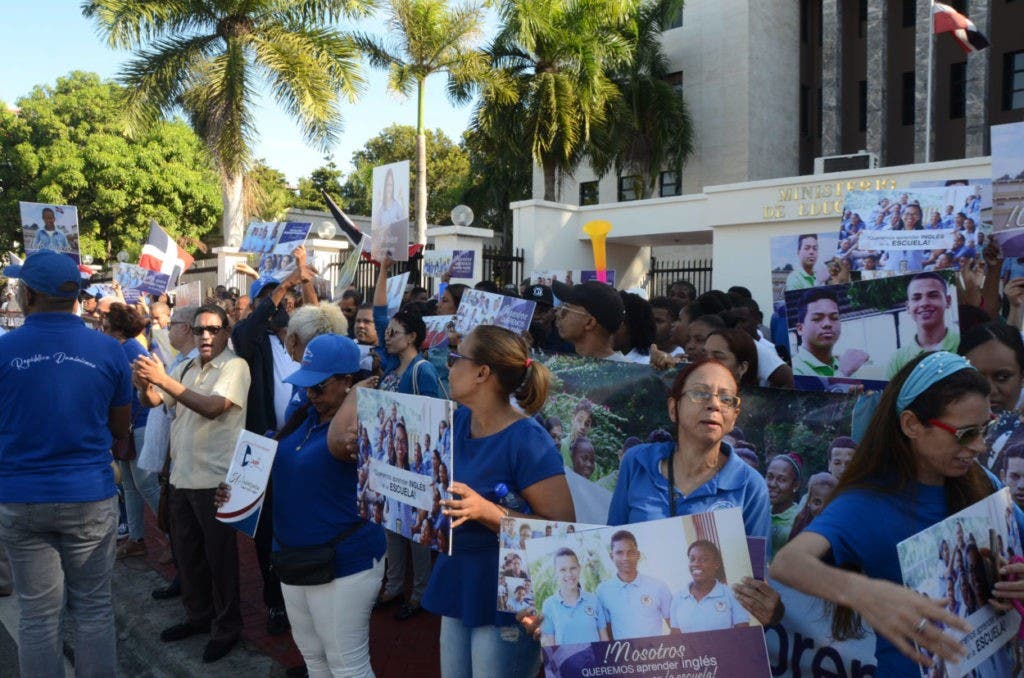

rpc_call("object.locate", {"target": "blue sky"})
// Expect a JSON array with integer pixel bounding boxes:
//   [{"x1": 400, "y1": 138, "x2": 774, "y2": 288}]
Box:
[{"x1": 1, "y1": 1, "x2": 494, "y2": 183}]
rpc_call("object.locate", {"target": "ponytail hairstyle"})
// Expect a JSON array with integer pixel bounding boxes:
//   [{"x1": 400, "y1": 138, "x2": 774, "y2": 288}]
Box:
[{"x1": 468, "y1": 325, "x2": 551, "y2": 414}]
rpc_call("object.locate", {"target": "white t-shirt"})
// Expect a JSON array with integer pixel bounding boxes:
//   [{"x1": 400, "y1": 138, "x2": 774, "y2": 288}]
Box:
[
  {"x1": 755, "y1": 331, "x2": 785, "y2": 386},
  {"x1": 620, "y1": 348, "x2": 651, "y2": 365},
  {"x1": 269, "y1": 335, "x2": 300, "y2": 431}
]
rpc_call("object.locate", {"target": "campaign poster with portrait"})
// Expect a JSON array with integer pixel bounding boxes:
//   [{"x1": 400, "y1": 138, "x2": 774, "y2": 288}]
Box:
[
  {"x1": 898, "y1": 489, "x2": 1022, "y2": 677},
  {"x1": 254, "y1": 222, "x2": 312, "y2": 282},
  {"x1": 783, "y1": 271, "x2": 960, "y2": 392},
  {"x1": 992, "y1": 121, "x2": 1024, "y2": 257},
  {"x1": 371, "y1": 160, "x2": 410, "y2": 262},
  {"x1": 454, "y1": 289, "x2": 536, "y2": 336},
  {"x1": 909, "y1": 179, "x2": 991, "y2": 242},
  {"x1": 115, "y1": 263, "x2": 170, "y2": 297},
  {"x1": 423, "y1": 250, "x2": 454, "y2": 278},
  {"x1": 20, "y1": 201, "x2": 81, "y2": 264},
  {"x1": 385, "y1": 271, "x2": 410, "y2": 319},
  {"x1": 523, "y1": 509, "x2": 771, "y2": 677},
  {"x1": 422, "y1": 315, "x2": 454, "y2": 351},
  {"x1": 332, "y1": 246, "x2": 364, "y2": 300},
  {"x1": 769, "y1": 232, "x2": 846, "y2": 304},
  {"x1": 215, "y1": 431, "x2": 278, "y2": 538},
  {"x1": 532, "y1": 270, "x2": 571, "y2": 287},
  {"x1": 240, "y1": 221, "x2": 276, "y2": 254},
  {"x1": 356, "y1": 388, "x2": 454, "y2": 553}
]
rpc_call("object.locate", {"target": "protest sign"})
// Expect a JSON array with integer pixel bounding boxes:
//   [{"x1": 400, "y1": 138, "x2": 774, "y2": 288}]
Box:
[
  {"x1": 424, "y1": 250, "x2": 454, "y2": 278},
  {"x1": 533, "y1": 270, "x2": 615, "y2": 287},
  {"x1": 770, "y1": 232, "x2": 846, "y2": 304},
  {"x1": 386, "y1": 271, "x2": 409, "y2": 319},
  {"x1": 255, "y1": 222, "x2": 312, "y2": 281},
  {"x1": 371, "y1": 160, "x2": 410, "y2": 262},
  {"x1": 783, "y1": 271, "x2": 960, "y2": 392},
  {"x1": 909, "y1": 179, "x2": 991, "y2": 241},
  {"x1": 898, "y1": 489, "x2": 1022, "y2": 677},
  {"x1": 449, "y1": 250, "x2": 474, "y2": 279},
  {"x1": 356, "y1": 388, "x2": 454, "y2": 553},
  {"x1": 524, "y1": 509, "x2": 770, "y2": 677},
  {"x1": 422, "y1": 315, "x2": 454, "y2": 351},
  {"x1": 855, "y1": 228, "x2": 955, "y2": 251},
  {"x1": 992, "y1": 121, "x2": 1024, "y2": 256},
  {"x1": 170, "y1": 280, "x2": 202, "y2": 308},
  {"x1": 240, "y1": 221, "x2": 274, "y2": 253},
  {"x1": 114, "y1": 263, "x2": 169, "y2": 298},
  {"x1": 579, "y1": 269, "x2": 615, "y2": 286},
  {"x1": 20, "y1": 201, "x2": 80, "y2": 263},
  {"x1": 215, "y1": 431, "x2": 278, "y2": 538},
  {"x1": 333, "y1": 246, "x2": 364, "y2": 299},
  {"x1": 454, "y1": 289, "x2": 536, "y2": 336}
]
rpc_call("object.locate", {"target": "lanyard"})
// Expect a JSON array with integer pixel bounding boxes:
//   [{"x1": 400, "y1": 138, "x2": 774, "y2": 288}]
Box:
[{"x1": 667, "y1": 453, "x2": 678, "y2": 518}]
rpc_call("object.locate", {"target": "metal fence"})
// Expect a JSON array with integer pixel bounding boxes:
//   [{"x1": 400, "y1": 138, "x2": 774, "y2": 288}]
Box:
[
  {"x1": 482, "y1": 246, "x2": 524, "y2": 287},
  {"x1": 646, "y1": 256, "x2": 713, "y2": 298}
]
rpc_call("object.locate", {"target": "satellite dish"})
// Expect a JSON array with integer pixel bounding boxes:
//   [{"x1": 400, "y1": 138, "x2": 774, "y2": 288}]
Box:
[
  {"x1": 116, "y1": 250, "x2": 130, "y2": 263},
  {"x1": 451, "y1": 204, "x2": 474, "y2": 227},
  {"x1": 316, "y1": 221, "x2": 337, "y2": 239}
]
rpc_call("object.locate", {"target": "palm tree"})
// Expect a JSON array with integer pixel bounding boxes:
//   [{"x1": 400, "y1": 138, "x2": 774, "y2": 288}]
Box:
[
  {"x1": 481, "y1": 0, "x2": 636, "y2": 202},
  {"x1": 588, "y1": 0, "x2": 693, "y2": 199},
  {"x1": 82, "y1": 0, "x2": 371, "y2": 246},
  {"x1": 355, "y1": 0, "x2": 487, "y2": 244}
]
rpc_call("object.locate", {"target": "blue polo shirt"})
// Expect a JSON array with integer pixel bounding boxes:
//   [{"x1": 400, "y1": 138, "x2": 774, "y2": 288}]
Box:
[
  {"x1": 596, "y1": 572, "x2": 671, "y2": 639},
  {"x1": 607, "y1": 441, "x2": 771, "y2": 540},
  {"x1": 0, "y1": 312, "x2": 132, "y2": 503},
  {"x1": 121, "y1": 337, "x2": 150, "y2": 429},
  {"x1": 540, "y1": 588, "x2": 607, "y2": 644},
  {"x1": 669, "y1": 580, "x2": 748, "y2": 633},
  {"x1": 272, "y1": 407, "x2": 385, "y2": 579}
]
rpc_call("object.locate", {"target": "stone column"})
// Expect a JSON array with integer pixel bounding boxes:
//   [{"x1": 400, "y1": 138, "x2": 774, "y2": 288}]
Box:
[
  {"x1": 865, "y1": 0, "x2": 888, "y2": 164},
  {"x1": 965, "y1": 0, "x2": 992, "y2": 157},
  {"x1": 914, "y1": 0, "x2": 932, "y2": 163},
  {"x1": 425, "y1": 225, "x2": 494, "y2": 287},
  {"x1": 821, "y1": 0, "x2": 844, "y2": 156}
]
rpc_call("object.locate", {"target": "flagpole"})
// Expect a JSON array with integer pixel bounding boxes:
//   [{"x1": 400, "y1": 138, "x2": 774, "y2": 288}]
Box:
[{"x1": 925, "y1": 15, "x2": 934, "y2": 164}]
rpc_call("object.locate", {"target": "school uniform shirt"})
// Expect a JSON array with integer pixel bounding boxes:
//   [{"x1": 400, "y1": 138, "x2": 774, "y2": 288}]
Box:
[
  {"x1": 785, "y1": 268, "x2": 816, "y2": 291},
  {"x1": 540, "y1": 588, "x2": 607, "y2": 645},
  {"x1": 0, "y1": 312, "x2": 132, "y2": 503},
  {"x1": 885, "y1": 330, "x2": 960, "y2": 379},
  {"x1": 669, "y1": 580, "x2": 747, "y2": 633},
  {"x1": 792, "y1": 346, "x2": 841, "y2": 378},
  {"x1": 608, "y1": 441, "x2": 770, "y2": 541},
  {"x1": 596, "y1": 573, "x2": 671, "y2": 639},
  {"x1": 770, "y1": 502, "x2": 800, "y2": 557},
  {"x1": 422, "y1": 407, "x2": 564, "y2": 627}
]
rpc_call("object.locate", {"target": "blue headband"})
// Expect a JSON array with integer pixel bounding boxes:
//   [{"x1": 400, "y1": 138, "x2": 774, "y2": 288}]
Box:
[{"x1": 895, "y1": 352, "x2": 974, "y2": 412}]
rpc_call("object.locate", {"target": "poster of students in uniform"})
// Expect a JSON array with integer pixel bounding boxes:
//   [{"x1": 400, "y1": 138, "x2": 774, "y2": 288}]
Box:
[
  {"x1": 422, "y1": 315, "x2": 455, "y2": 351},
  {"x1": 114, "y1": 263, "x2": 170, "y2": 302},
  {"x1": 783, "y1": 271, "x2": 960, "y2": 392},
  {"x1": 992, "y1": 121, "x2": 1024, "y2": 256},
  {"x1": 20, "y1": 201, "x2": 81, "y2": 263},
  {"x1": 249, "y1": 222, "x2": 312, "y2": 281},
  {"x1": 522, "y1": 509, "x2": 771, "y2": 677},
  {"x1": 356, "y1": 388, "x2": 454, "y2": 553},
  {"x1": 424, "y1": 250, "x2": 475, "y2": 279},
  {"x1": 453, "y1": 289, "x2": 536, "y2": 336},
  {"x1": 371, "y1": 160, "x2": 410, "y2": 262},
  {"x1": 769, "y1": 232, "x2": 847, "y2": 304}
]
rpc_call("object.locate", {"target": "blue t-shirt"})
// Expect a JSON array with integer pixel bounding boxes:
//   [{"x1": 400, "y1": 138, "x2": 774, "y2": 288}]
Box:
[
  {"x1": 607, "y1": 441, "x2": 771, "y2": 541},
  {"x1": 0, "y1": 312, "x2": 132, "y2": 503},
  {"x1": 422, "y1": 406, "x2": 565, "y2": 627},
  {"x1": 540, "y1": 588, "x2": 607, "y2": 644},
  {"x1": 596, "y1": 572, "x2": 672, "y2": 639},
  {"x1": 272, "y1": 407, "x2": 385, "y2": 578},
  {"x1": 373, "y1": 305, "x2": 445, "y2": 398},
  {"x1": 121, "y1": 337, "x2": 150, "y2": 429},
  {"x1": 669, "y1": 580, "x2": 748, "y2": 633}
]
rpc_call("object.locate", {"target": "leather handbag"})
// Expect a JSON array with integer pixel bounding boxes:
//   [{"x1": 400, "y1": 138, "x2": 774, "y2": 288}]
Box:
[{"x1": 271, "y1": 523, "x2": 363, "y2": 586}]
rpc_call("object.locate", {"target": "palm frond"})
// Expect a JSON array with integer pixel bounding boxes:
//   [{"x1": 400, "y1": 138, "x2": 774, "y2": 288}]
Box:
[{"x1": 82, "y1": 0, "x2": 216, "y2": 49}]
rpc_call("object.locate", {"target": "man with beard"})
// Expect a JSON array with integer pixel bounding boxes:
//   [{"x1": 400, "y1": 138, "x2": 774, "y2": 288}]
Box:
[
  {"x1": 886, "y1": 272, "x2": 958, "y2": 378},
  {"x1": 525, "y1": 284, "x2": 574, "y2": 355}
]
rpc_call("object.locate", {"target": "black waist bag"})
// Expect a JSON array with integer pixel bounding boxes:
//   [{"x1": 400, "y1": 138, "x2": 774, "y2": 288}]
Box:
[{"x1": 271, "y1": 523, "x2": 363, "y2": 586}]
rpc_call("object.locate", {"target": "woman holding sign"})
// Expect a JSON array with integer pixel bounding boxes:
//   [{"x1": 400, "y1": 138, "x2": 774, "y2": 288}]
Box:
[
  {"x1": 423, "y1": 325, "x2": 574, "y2": 677},
  {"x1": 771, "y1": 351, "x2": 1014, "y2": 675}
]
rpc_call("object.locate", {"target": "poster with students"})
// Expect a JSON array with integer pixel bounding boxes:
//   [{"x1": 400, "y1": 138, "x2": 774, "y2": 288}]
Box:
[
  {"x1": 523, "y1": 509, "x2": 771, "y2": 677},
  {"x1": 386, "y1": 271, "x2": 410, "y2": 319},
  {"x1": 424, "y1": 250, "x2": 474, "y2": 279},
  {"x1": 215, "y1": 431, "x2": 278, "y2": 538},
  {"x1": 255, "y1": 222, "x2": 312, "y2": 281},
  {"x1": 454, "y1": 289, "x2": 536, "y2": 336},
  {"x1": 422, "y1": 315, "x2": 454, "y2": 351},
  {"x1": 371, "y1": 161, "x2": 410, "y2": 262},
  {"x1": 898, "y1": 489, "x2": 1022, "y2": 677},
  {"x1": 170, "y1": 280, "x2": 202, "y2": 308},
  {"x1": 114, "y1": 263, "x2": 170, "y2": 297},
  {"x1": 770, "y1": 232, "x2": 847, "y2": 304},
  {"x1": 992, "y1": 121, "x2": 1024, "y2": 257},
  {"x1": 20, "y1": 201, "x2": 81, "y2": 264},
  {"x1": 356, "y1": 388, "x2": 454, "y2": 553},
  {"x1": 784, "y1": 271, "x2": 960, "y2": 393}
]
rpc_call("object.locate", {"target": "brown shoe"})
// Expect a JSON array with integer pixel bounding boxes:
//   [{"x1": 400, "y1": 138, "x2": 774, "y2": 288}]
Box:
[{"x1": 116, "y1": 540, "x2": 147, "y2": 560}]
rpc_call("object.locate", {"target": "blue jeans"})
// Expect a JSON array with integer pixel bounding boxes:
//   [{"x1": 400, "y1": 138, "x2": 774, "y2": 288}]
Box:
[
  {"x1": 439, "y1": 616, "x2": 541, "y2": 678},
  {"x1": 0, "y1": 496, "x2": 118, "y2": 678},
  {"x1": 119, "y1": 426, "x2": 161, "y2": 541}
]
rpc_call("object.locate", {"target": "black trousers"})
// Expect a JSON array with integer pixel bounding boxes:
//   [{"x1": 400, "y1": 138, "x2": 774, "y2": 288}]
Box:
[{"x1": 253, "y1": 482, "x2": 284, "y2": 609}]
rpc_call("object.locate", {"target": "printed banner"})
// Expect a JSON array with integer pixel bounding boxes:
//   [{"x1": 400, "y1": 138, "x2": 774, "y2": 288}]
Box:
[
  {"x1": 356, "y1": 388, "x2": 454, "y2": 553},
  {"x1": 422, "y1": 315, "x2": 454, "y2": 351},
  {"x1": 19, "y1": 201, "x2": 81, "y2": 264},
  {"x1": 371, "y1": 160, "x2": 410, "y2": 262},
  {"x1": 454, "y1": 289, "x2": 536, "y2": 336},
  {"x1": 333, "y1": 246, "x2": 364, "y2": 300},
  {"x1": 386, "y1": 271, "x2": 410, "y2": 319},
  {"x1": 533, "y1": 270, "x2": 617, "y2": 287},
  {"x1": 770, "y1": 232, "x2": 851, "y2": 304},
  {"x1": 524, "y1": 509, "x2": 770, "y2": 677},
  {"x1": 855, "y1": 229, "x2": 955, "y2": 252},
  {"x1": 992, "y1": 122, "x2": 1024, "y2": 256},
  {"x1": 170, "y1": 280, "x2": 202, "y2": 308},
  {"x1": 898, "y1": 488, "x2": 1022, "y2": 677},
  {"x1": 215, "y1": 431, "x2": 278, "y2": 538},
  {"x1": 579, "y1": 270, "x2": 615, "y2": 286},
  {"x1": 254, "y1": 222, "x2": 312, "y2": 281},
  {"x1": 114, "y1": 263, "x2": 170, "y2": 297}
]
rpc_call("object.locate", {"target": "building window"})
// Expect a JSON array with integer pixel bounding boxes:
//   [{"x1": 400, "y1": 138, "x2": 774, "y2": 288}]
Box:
[
  {"x1": 1005, "y1": 50, "x2": 1024, "y2": 111},
  {"x1": 858, "y1": 80, "x2": 867, "y2": 132},
  {"x1": 618, "y1": 176, "x2": 641, "y2": 202},
  {"x1": 816, "y1": 88, "x2": 823, "y2": 138},
  {"x1": 902, "y1": 0, "x2": 915, "y2": 27},
  {"x1": 666, "y1": 7, "x2": 682, "y2": 29},
  {"x1": 664, "y1": 71, "x2": 683, "y2": 98},
  {"x1": 579, "y1": 181, "x2": 599, "y2": 206},
  {"x1": 800, "y1": 0, "x2": 810, "y2": 42},
  {"x1": 858, "y1": 0, "x2": 867, "y2": 39},
  {"x1": 901, "y1": 71, "x2": 915, "y2": 126},
  {"x1": 800, "y1": 85, "x2": 810, "y2": 138},
  {"x1": 659, "y1": 171, "x2": 681, "y2": 197},
  {"x1": 950, "y1": 62, "x2": 966, "y2": 119}
]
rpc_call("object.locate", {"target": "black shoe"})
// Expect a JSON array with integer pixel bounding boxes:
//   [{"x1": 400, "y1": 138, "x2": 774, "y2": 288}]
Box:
[
  {"x1": 374, "y1": 593, "x2": 402, "y2": 610},
  {"x1": 266, "y1": 606, "x2": 290, "y2": 636},
  {"x1": 151, "y1": 581, "x2": 181, "y2": 600},
  {"x1": 202, "y1": 637, "x2": 237, "y2": 663},
  {"x1": 285, "y1": 665, "x2": 309, "y2": 678},
  {"x1": 160, "y1": 621, "x2": 211, "y2": 642},
  {"x1": 394, "y1": 602, "x2": 422, "y2": 621}
]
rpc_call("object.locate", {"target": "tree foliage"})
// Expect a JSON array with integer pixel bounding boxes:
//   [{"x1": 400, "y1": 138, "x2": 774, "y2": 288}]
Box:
[
  {"x1": 245, "y1": 160, "x2": 292, "y2": 221},
  {"x1": 0, "y1": 71, "x2": 221, "y2": 263},
  {"x1": 293, "y1": 161, "x2": 345, "y2": 211}
]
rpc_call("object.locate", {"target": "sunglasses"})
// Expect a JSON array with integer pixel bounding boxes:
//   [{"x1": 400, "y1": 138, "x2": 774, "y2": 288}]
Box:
[
  {"x1": 192, "y1": 325, "x2": 225, "y2": 336},
  {"x1": 447, "y1": 351, "x2": 478, "y2": 368},
  {"x1": 680, "y1": 389, "x2": 742, "y2": 410},
  {"x1": 308, "y1": 376, "x2": 337, "y2": 395},
  {"x1": 927, "y1": 416, "x2": 995, "y2": 446}
]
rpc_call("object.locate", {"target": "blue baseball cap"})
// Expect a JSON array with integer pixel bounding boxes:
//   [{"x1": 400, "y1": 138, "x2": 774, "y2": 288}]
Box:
[
  {"x1": 284, "y1": 334, "x2": 362, "y2": 387},
  {"x1": 250, "y1": 276, "x2": 279, "y2": 300},
  {"x1": 4, "y1": 250, "x2": 82, "y2": 298}
]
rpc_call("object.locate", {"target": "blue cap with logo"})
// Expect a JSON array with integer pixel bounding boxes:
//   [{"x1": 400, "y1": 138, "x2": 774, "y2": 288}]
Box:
[
  {"x1": 250, "y1": 276, "x2": 279, "y2": 301},
  {"x1": 4, "y1": 250, "x2": 82, "y2": 298},
  {"x1": 284, "y1": 334, "x2": 362, "y2": 387}
]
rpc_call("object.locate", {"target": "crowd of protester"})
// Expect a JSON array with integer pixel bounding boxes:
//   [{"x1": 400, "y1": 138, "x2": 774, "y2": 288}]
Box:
[{"x1": 5, "y1": 235, "x2": 1024, "y2": 678}]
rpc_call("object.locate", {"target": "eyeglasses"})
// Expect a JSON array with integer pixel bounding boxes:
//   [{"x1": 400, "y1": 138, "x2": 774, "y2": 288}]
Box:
[
  {"x1": 385, "y1": 327, "x2": 405, "y2": 338},
  {"x1": 191, "y1": 325, "x2": 225, "y2": 336},
  {"x1": 556, "y1": 306, "x2": 590, "y2": 318},
  {"x1": 308, "y1": 376, "x2": 337, "y2": 395},
  {"x1": 447, "y1": 351, "x2": 479, "y2": 368},
  {"x1": 680, "y1": 389, "x2": 742, "y2": 410},
  {"x1": 927, "y1": 416, "x2": 995, "y2": 446}
]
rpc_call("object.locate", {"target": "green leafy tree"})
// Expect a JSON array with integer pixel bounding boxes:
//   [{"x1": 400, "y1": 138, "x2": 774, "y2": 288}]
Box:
[
  {"x1": 83, "y1": 0, "x2": 371, "y2": 246},
  {"x1": 0, "y1": 71, "x2": 220, "y2": 262},
  {"x1": 460, "y1": 106, "x2": 531, "y2": 240},
  {"x1": 293, "y1": 161, "x2": 345, "y2": 211},
  {"x1": 355, "y1": 0, "x2": 488, "y2": 244},
  {"x1": 341, "y1": 124, "x2": 470, "y2": 224},
  {"x1": 245, "y1": 160, "x2": 292, "y2": 221}
]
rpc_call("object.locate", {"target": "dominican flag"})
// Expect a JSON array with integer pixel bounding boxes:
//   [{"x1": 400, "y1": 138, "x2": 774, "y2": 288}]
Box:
[
  {"x1": 932, "y1": 2, "x2": 989, "y2": 53},
  {"x1": 321, "y1": 190, "x2": 425, "y2": 265},
  {"x1": 138, "y1": 221, "x2": 194, "y2": 288}
]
